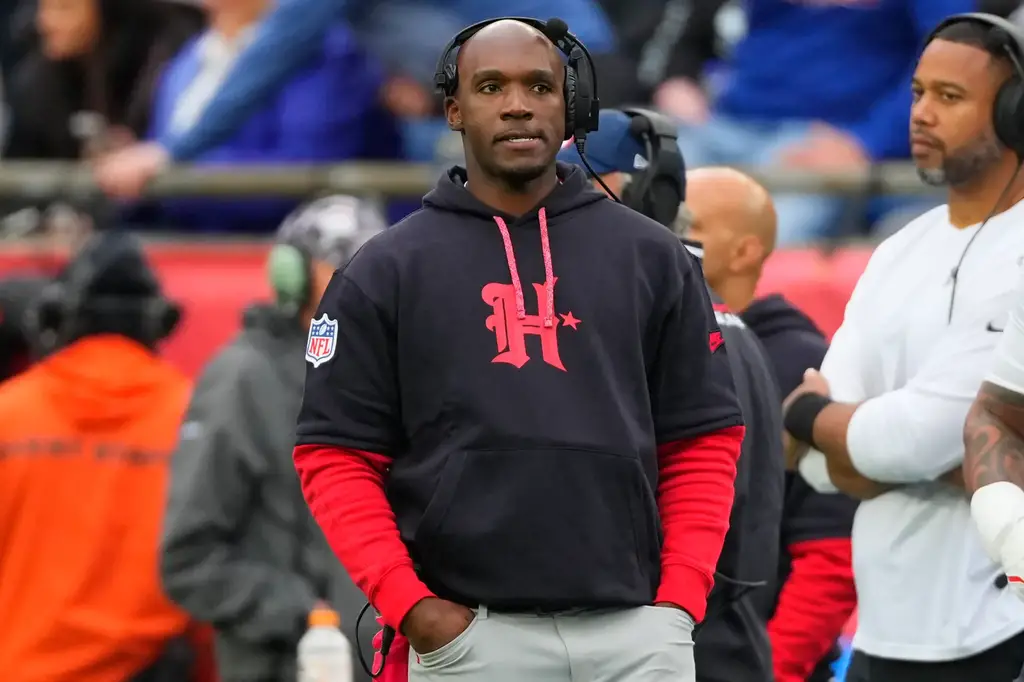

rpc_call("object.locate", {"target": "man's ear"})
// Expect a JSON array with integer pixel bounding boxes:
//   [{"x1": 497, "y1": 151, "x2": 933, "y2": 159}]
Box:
[
  {"x1": 445, "y1": 97, "x2": 463, "y2": 132},
  {"x1": 730, "y1": 233, "x2": 766, "y2": 274}
]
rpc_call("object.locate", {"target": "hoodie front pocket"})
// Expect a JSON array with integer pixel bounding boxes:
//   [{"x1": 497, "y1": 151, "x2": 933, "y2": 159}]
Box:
[
  {"x1": 415, "y1": 450, "x2": 469, "y2": 545},
  {"x1": 412, "y1": 447, "x2": 660, "y2": 607}
]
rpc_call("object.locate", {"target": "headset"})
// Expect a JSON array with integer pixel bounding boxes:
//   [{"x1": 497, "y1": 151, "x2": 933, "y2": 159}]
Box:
[
  {"x1": 434, "y1": 16, "x2": 601, "y2": 145},
  {"x1": 268, "y1": 195, "x2": 388, "y2": 316},
  {"x1": 434, "y1": 16, "x2": 621, "y2": 198},
  {"x1": 25, "y1": 232, "x2": 180, "y2": 352},
  {"x1": 923, "y1": 13, "x2": 1024, "y2": 323},
  {"x1": 267, "y1": 241, "x2": 312, "y2": 316},
  {"x1": 619, "y1": 107, "x2": 685, "y2": 228},
  {"x1": 928, "y1": 13, "x2": 1024, "y2": 157}
]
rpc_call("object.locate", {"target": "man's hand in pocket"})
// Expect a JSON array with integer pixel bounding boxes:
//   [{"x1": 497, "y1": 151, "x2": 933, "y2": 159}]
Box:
[{"x1": 401, "y1": 598, "x2": 475, "y2": 655}]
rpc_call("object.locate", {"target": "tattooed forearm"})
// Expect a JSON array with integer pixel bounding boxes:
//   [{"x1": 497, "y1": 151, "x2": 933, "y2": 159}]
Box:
[{"x1": 963, "y1": 382, "x2": 1024, "y2": 493}]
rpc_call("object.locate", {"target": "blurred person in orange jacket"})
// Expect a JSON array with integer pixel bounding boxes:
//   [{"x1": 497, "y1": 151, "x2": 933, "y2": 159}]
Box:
[{"x1": 0, "y1": 228, "x2": 195, "y2": 682}]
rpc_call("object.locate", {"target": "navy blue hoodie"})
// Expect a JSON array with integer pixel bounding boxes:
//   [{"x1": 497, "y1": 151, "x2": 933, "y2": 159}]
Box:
[
  {"x1": 741, "y1": 294, "x2": 858, "y2": 682},
  {"x1": 294, "y1": 163, "x2": 744, "y2": 623},
  {"x1": 681, "y1": 244, "x2": 785, "y2": 682}
]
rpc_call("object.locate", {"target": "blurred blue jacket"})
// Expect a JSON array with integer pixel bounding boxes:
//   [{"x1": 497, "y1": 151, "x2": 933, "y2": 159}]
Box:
[
  {"x1": 146, "y1": 23, "x2": 400, "y2": 233},
  {"x1": 162, "y1": 0, "x2": 615, "y2": 161},
  {"x1": 715, "y1": 0, "x2": 977, "y2": 160}
]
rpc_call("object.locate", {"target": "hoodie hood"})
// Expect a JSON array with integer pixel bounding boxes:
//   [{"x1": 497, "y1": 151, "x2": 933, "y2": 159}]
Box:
[
  {"x1": 422, "y1": 162, "x2": 607, "y2": 221},
  {"x1": 740, "y1": 294, "x2": 824, "y2": 340},
  {"x1": 422, "y1": 162, "x2": 607, "y2": 328},
  {"x1": 242, "y1": 302, "x2": 304, "y2": 335},
  {"x1": 37, "y1": 335, "x2": 186, "y2": 429}
]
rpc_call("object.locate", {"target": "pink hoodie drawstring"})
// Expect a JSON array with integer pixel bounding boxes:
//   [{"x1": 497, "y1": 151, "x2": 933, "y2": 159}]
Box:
[{"x1": 492, "y1": 207, "x2": 556, "y2": 327}]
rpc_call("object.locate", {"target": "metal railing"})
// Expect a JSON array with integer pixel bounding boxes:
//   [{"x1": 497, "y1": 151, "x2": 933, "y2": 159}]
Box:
[{"x1": 0, "y1": 160, "x2": 944, "y2": 200}]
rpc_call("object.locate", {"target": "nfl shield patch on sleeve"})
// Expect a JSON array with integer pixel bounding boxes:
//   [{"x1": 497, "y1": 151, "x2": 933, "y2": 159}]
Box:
[{"x1": 306, "y1": 314, "x2": 338, "y2": 367}]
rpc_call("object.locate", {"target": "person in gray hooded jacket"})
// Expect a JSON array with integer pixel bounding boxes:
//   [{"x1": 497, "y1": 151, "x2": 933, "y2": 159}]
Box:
[{"x1": 160, "y1": 195, "x2": 387, "y2": 682}]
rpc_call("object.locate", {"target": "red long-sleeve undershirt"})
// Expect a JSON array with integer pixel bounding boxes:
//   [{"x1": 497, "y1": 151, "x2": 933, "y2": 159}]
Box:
[
  {"x1": 653, "y1": 425, "x2": 743, "y2": 620},
  {"x1": 293, "y1": 425, "x2": 743, "y2": 632},
  {"x1": 768, "y1": 538, "x2": 857, "y2": 682}
]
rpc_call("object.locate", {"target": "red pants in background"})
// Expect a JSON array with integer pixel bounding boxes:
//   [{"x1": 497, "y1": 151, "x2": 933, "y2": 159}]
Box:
[{"x1": 373, "y1": 617, "x2": 409, "y2": 682}]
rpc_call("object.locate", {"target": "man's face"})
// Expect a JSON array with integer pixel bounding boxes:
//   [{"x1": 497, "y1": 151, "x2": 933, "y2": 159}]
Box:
[
  {"x1": 682, "y1": 208, "x2": 734, "y2": 286},
  {"x1": 910, "y1": 39, "x2": 1010, "y2": 187},
  {"x1": 446, "y1": 25, "x2": 566, "y2": 187}
]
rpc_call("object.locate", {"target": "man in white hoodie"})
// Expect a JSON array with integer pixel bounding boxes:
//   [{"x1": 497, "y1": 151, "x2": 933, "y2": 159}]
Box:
[{"x1": 783, "y1": 13, "x2": 1024, "y2": 682}]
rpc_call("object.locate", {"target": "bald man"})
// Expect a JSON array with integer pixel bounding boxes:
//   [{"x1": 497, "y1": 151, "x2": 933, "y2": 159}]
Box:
[
  {"x1": 678, "y1": 168, "x2": 776, "y2": 314},
  {"x1": 681, "y1": 168, "x2": 859, "y2": 682},
  {"x1": 297, "y1": 21, "x2": 746, "y2": 682}
]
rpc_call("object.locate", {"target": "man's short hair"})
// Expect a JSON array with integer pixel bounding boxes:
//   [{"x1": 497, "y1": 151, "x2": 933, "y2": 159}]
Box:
[{"x1": 932, "y1": 19, "x2": 1017, "y2": 69}]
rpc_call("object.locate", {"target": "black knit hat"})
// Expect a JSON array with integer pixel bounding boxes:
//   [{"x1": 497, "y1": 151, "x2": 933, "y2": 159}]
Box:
[
  {"x1": 56, "y1": 229, "x2": 162, "y2": 300},
  {"x1": 33, "y1": 229, "x2": 179, "y2": 349}
]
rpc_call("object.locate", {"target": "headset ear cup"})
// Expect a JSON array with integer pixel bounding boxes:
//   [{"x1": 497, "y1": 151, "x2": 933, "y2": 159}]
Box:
[
  {"x1": 995, "y1": 80, "x2": 1024, "y2": 156},
  {"x1": 620, "y1": 179, "x2": 643, "y2": 213},
  {"x1": 267, "y1": 244, "x2": 311, "y2": 312},
  {"x1": 157, "y1": 301, "x2": 182, "y2": 341},
  {"x1": 24, "y1": 284, "x2": 65, "y2": 353},
  {"x1": 650, "y1": 177, "x2": 683, "y2": 228},
  {"x1": 31, "y1": 285, "x2": 65, "y2": 336},
  {"x1": 563, "y1": 66, "x2": 577, "y2": 141},
  {"x1": 444, "y1": 64, "x2": 458, "y2": 96},
  {"x1": 139, "y1": 299, "x2": 181, "y2": 344}
]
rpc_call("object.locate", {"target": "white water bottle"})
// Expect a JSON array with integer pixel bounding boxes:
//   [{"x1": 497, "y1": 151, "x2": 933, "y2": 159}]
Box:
[{"x1": 297, "y1": 605, "x2": 353, "y2": 682}]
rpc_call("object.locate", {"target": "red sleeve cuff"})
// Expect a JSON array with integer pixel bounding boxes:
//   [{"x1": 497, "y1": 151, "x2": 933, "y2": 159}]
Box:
[
  {"x1": 294, "y1": 444, "x2": 435, "y2": 631},
  {"x1": 769, "y1": 538, "x2": 856, "y2": 682},
  {"x1": 655, "y1": 425, "x2": 744, "y2": 623},
  {"x1": 655, "y1": 563, "x2": 714, "y2": 621},
  {"x1": 374, "y1": 565, "x2": 437, "y2": 631}
]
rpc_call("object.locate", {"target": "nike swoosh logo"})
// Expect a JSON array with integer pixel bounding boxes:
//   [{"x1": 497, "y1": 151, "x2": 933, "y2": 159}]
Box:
[{"x1": 988, "y1": 322, "x2": 1005, "y2": 333}]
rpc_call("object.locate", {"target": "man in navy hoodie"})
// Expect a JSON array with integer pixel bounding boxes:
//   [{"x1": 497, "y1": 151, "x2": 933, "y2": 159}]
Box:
[
  {"x1": 682, "y1": 168, "x2": 859, "y2": 682},
  {"x1": 292, "y1": 19, "x2": 744, "y2": 682}
]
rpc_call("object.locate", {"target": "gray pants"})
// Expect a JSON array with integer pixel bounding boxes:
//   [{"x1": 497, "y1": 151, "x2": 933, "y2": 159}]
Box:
[{"x1": 408, "y1": 605, "x2": 696, "y2": 682}]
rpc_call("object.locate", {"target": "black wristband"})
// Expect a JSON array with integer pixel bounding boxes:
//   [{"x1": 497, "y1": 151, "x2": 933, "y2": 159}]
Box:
[{"x1": 784, "y1": 392, "x2": 833, "y2": 449}]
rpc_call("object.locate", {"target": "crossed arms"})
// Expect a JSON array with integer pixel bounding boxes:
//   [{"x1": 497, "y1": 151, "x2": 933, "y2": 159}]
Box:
[
  {"x1": 784, "y1": 247, "x2": 1003, "y2": 499},
  {"x1": 963, "y1": 382, "x2": 1024, "y2": 493}
]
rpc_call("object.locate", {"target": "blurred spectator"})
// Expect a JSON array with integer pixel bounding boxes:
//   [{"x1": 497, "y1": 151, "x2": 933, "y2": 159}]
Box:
[
  {"x1": 980, "y1": 0, "x2": 1024, "y2": 18},
  {"x1": 0, "y1": 229, "x2": 196, "y2": 682},
  {"x1": 590, "y1": 0, "x2": 700, "y2": 106},
  {"x1": 160, "y1": 196, "x2": 385, "y2": 682},
  {"x1": 0, "y1": 0, "x2": 29, "y2": 91},
  {"x1": 94, "y1": 1, "x2": 617, "y2": 197},
  {"x1": 134, "y1": 0, "x2": 400, "y2": 232},
  {"x1": 349, "y1": 1, "x2": 621, "y2": 160},
  {"x1": 1013, "y1": 1, "x2": 1024, "y2": 26},
  {"x1": 652, "y1": 0, "x2": 975, "y2": 246},
  {"x1": 3, "y1": 0, "x2": 203, "y2": 160}
]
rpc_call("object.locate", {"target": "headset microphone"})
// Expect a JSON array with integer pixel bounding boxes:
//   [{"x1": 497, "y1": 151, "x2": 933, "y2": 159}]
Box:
[{"x1": 544, "y1": 18, "x2": 569, "y2": 43}]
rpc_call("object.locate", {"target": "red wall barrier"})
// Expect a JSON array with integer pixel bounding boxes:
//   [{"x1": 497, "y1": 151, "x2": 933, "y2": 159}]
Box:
[{"x1": 0, "y1": 243, "x2": 875, "y2": 376}]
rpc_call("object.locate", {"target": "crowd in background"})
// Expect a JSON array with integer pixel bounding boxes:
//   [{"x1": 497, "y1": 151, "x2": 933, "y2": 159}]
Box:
[
  {"x1": 1, "y1": 0, "x2": 1024, "y2": 242},
  {"x1": 3, "y1": 2, "x2": 1024, "y2": 682}
]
